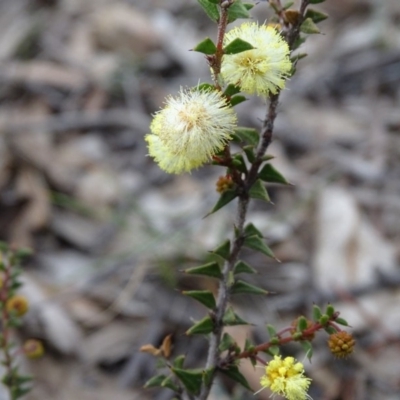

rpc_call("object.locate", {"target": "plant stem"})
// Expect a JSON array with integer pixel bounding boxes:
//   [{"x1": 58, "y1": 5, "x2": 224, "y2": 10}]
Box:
[
  {"x1": 0, "y1": 254, "x2": 16, "y2": 398},
  {"x1": 198, "y1": 2, "x2": 310, "y2": 398}
]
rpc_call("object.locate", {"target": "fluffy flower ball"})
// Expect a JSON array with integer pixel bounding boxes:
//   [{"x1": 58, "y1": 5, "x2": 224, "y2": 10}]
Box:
[
  {"x1": 145, "y1": 88, "x2": 237, "y2": 174},
  {"x1": 258, "y1": 356, "x2": 312, "y2": 400},
  {"x1": 221, "y1": 22, "x2": 292, "y2": 96}
]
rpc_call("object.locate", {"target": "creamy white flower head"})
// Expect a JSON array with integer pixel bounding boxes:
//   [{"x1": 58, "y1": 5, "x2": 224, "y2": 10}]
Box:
[
  {"x1": 221, "y1": 22, "x2": 292, "y2": 96},
  {"x1": 145, "y1": 88, "x2": 237, "y2": 174}
]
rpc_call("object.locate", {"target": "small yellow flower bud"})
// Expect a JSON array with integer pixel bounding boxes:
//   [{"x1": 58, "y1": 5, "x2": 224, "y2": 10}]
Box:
[
  {"x1": 328, "y1": 331, "x2": 355, "y2": 358},
  {"x1": 6, "y1": 295, "x2": 29, "y2": 317},
  {"x1": 290, "y1": 317, "x2": 315, "y2": 341},
  {"x1": 23, "y1": 339, "x2": 44, "y2": 359},
  {"x1": 216, "y1": 175, "x2": 235, "y2": 193}
]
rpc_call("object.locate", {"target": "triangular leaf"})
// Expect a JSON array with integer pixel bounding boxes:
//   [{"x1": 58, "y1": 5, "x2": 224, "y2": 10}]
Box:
[
  {"x1": 248, "y1": 179, "x2": 270, "y2": 202},
  {"x1": 219, "y1": 365, "x2": 252, "y2": 391},
  {"x1": 186, "y1": 316, "x2": 214, "y2": 335},
  {"x1": 144, "y1": 374, "x2": 167, "y2": 388},
  {"x1": 223, "y1": 84, "x2": 241, "y2": 97},
  {"x1": 335, "y1": 317, "x2": 349, "y2": 326},
  {"x1": 232, "y1": 154, "x2": 247, "y2": 174},
  {"x1": 202, "y1": 367, "x2": 215, "y2": 388},
  {"x1": 243, "y1": 145, "x2": 255, "y2": 163},
  {"x1": 229, "y1": 95, "x2": 247, "y2": 107},
  {"x1": 219, "y1": 333, "x2": 237, "y2": 352},
  {"x1": 193, "y1": 37, "x2": 217, "y2": 54},
  {"x1": 171, "y1": 368, "x2": 203, "y2": 395},
  {"x1": 300, "y1": 340, "x2": 313, "y2": 361},
  {"x1": 161, "y1": 375, "x2": 180, "y2": 392},
  {"x1": 233, "y1": 260, "x2": 257, "y2": 275},
  {"x1": 212, "y1": 239, "x2": 231, "y2": 260},
  {"x1": 223, "y1": 307, "x2": 250, "y2": 326},
  {"x1": 227, "y1": 1, "x2": 252, "y2": 23},
  {"x1": 244, "y1": 223, "x2": 263, "y2": 238},
  {"x1": 205, "y1": 190, "x2": 237, "y2": 217},
  {"x1": 305, "y1": 8, "x2": 328, "y2": 23},
  {"x1": 173, "y1": 355, "x2": 186, "y2": 369},
  {"x1": 300, "y1": 18, "x2": 320, "y2": 34},
  {"x1": 182, "y1": 290, "x2": 216, "y2": 309},
  {"x1": 224, "y1": 38, "x2": 254, "y2": 54},
  {"x1": 231, "y1": 280, "x2": 268, "y2": 295},
  {"x1": 243, "y1": 235, "x2": 277, "y2": 260},
  {"x1": 195, "y1": 83, "x2": 215, "y2": 92},
  {"x1": 184, "y1": 261, "x2": 222, "y2": 279},
  {"x1": 197, "y1": 0, "x2": 219, "y2": 22},
  {"x1": 259, "y1": 163, "x2": 290, "y2": 184},
  {"x1": 232, "y1": 127, "x2": 259, "y2": 146}
]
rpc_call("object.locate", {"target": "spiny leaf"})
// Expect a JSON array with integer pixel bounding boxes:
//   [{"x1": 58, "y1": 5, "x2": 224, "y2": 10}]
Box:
[
  {"x1": 259, "y1": 163, "x2": 290, "y2": 184},
  {"x1": 173, "y1": 355, "x2": 186, "y2": 369},
  {"x1": 300, "y1": 18, "x2": 320, "y2": 34},
  {"x1": 184, "y1": 261, "x2": 222, "y2": 279},
  {"x1": 227, "y1": 1, "x2": 253, "y2": 23},
  {"x1": 305, "y1": 8, "x2": 328, "y2": 23},
  {"x1": 300, "y1": 340, "x2": 313, "y2": 360},
  {"x1": 249, "y1": 179, "x2": 270, "y2": 202},
  {"x1": 229, "y1": 95, "x2": 247, "y2": 107},
  {"x1": 197, "y1": 0, "x2": 219, "y2": 22},
  {"x1": 219, "y1": 333, "x2": 237, "y2": 352},
  {"x1": 144, "y1": 374, "x2": 167, "y2": 388},
  {"x1": 232, "y1": 127, "x2": 259, "y2": 146},
  {"x1": 243, "y1": 235, "x2": 277, "y2": 260},
  {"x1": 193, "y1": 37, "x2": 217, "y2": 54},
  {"x1": 182, "y1": 290, "x2": 216, "y2": 309},
  {"x1": 231, "y1": 280, "x2": 268, "y2": 295},
  {"x1": 232, "y1": 154, "x2": 247, "y2": 174},
  {"x1": 224, "y1": 38, "x2": 254, "y2": 54},
  {"x1": 223, "y1": 307, "x2": 250, "y2": 326},
  {"x1": 243, "y1": 145, "x2": 255, "y2": 163},
  {"x1": 171, "y1": 368, "x2": 203, "y2": 395},
  {"x1": 205, "y1": 189, "x2": 237, "y2": 217},
  {"x1": 224, "y1": 84, "x2": 241, "y2": 97},
  {"x1": 161, "y1": 375, "x2": 180, "y2": 392},
  {"x1": 211, "y1": 239, "x2": 231, "y2": 260},
  {"x1": 219, "y1": 365, "x2": 252, "y2": 391},
  {"x1": 335, "y1": 317, "x2": 349, "y2": 326},
  {"x1": 233, "y1": 260, "x2": 257, "y2": 275},
  {"x1": 195, "y1": 83, "x2": 215, "y2": 92},
  {"x1": 186, "y1": 316, "x2": 214, "y2": 335},
  {"x1": 244, "y1": 223, "x2": 263, "y2": 238}
]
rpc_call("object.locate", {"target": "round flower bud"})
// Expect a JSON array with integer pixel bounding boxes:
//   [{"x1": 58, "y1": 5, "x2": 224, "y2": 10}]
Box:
[
  {"x1": 23, "y1": 339, "x2": 44, "y2": 359},
  {"x1": 6, "y1": 295, "x2": 29, "y2": 317},
  {"x1": 216, "y1": 175, "x2": 235, "y2": 193},
  {"x1": 328, "y1": 331, "x2": 355, "y2": 358}
]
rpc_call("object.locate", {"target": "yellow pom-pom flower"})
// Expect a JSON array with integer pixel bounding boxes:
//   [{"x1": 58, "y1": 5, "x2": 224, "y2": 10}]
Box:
[
  {"x1": 257, "y1": 355, "x2": 312, "y2": 400},
  {"x1": 221, "y1": 22, "x2": 292, "y2": 96},
  {"x1": 145, "y1": 88, "x2": 237, "y2": 174}
]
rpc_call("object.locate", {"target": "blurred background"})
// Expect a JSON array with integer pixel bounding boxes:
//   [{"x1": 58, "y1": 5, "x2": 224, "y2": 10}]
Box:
[{"x1": 0, "y1": 0, "x2": 400, "y2": 399}]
